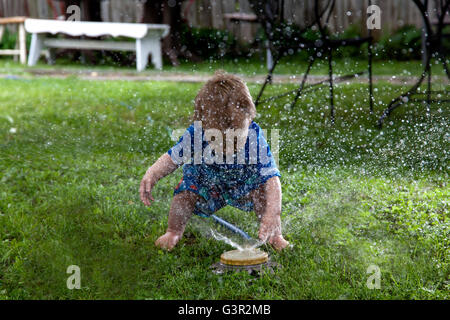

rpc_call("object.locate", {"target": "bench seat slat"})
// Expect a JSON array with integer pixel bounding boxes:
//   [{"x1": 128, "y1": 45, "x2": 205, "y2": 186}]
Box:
[
  {"x1": 0, "y1": 49, "x2": 21, "y2": 55},
  {"x1": 0, "y1": 16, "x2": 27, "y2": 25},
  {"x1": 44, "y1": 39, "x2": 136, "y2": 51}
]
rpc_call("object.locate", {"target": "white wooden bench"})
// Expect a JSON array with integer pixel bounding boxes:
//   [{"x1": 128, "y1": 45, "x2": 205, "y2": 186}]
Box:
[{"x1": 24, "y1": 19, "x2": 170, "y2": 71}]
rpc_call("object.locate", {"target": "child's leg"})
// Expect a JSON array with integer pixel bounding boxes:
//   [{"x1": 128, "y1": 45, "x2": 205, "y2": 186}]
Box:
[
  {"x1": 155, "y1": 190, "x2": 199, "y2": 250},
  {"x1": 249, "y1": 176, "x2": 289, "y2": 250}
]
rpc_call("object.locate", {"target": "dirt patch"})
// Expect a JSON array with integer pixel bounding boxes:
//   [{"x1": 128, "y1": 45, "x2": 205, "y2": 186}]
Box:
[{"x1": 1, "y1": 68, "x2": 449, "y2": 86}]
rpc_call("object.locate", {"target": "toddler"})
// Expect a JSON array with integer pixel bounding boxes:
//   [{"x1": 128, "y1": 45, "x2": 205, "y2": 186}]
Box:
[{"x1": 139, "y1": 71, "x2": 289, "y2": 251}]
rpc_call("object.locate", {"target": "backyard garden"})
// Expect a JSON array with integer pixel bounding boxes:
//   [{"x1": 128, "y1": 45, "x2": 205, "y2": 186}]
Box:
[{"x1": 0, "y1": 0, "x2": 448, "y2": 301}]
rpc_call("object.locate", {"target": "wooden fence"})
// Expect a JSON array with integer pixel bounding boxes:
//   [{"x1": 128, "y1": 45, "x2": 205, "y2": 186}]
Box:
[
  {"x1": 0, "y1": 0, "x2": 438, "y2": 41},
  {"x1": 185, "y1": 0, "x2": 431, "y2": 41}
]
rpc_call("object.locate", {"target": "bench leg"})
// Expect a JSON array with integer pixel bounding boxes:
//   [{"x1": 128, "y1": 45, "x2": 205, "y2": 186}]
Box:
[
  {"x1": 149, "y1": 39, "x2": 163, "y2": 70},
  {"x1": 47, "y1": 48, "x2": 56, "y2": 65},
  {"x1": 136, "y1": 39, "x2": 149, "y2": 72},
  {"x1": 136, "y1": 37, "x2": 162, "y2": 71},
  {"x1": 14, "y1": 31, "x2": 19, "y2": 62},
  {"x1": 28, "y1": 33, "x2": 44, "y2": 66},
  {"x1": 18, "y1": 23, "x2": 27, "y2": 65}
]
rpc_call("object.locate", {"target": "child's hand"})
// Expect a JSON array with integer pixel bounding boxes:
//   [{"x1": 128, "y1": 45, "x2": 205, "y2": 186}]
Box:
[
  {"x1": 140, "y1": 170, "x2": 156, "y2": 206},
  {"x1": 139, "y1": 154, "x2": 179, "y2": 207}
]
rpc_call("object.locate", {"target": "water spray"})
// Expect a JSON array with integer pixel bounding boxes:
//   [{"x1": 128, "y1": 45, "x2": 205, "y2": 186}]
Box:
[
  {"x1": 208, "y1": 214, "x2": 280, "y2": 275},
  {"x1": 210, "y1": 214, "x2": 252, "y2": 240}
]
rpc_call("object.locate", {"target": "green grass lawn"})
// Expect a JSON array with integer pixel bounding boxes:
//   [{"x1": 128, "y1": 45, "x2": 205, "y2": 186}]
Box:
[
  {"x1": 0, "y1": 75, "x2": 448, "y2": 299},
  {"x1": 167, "y1": 56, "x2": 450, "y2": 77},
  {"x1": 1, "y1": 54, "x2": 449, "y2": 77}
]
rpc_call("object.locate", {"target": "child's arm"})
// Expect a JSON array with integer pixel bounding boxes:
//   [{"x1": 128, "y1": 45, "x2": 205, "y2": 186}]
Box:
[{"x1": 140, "y1": 153, "x2": 178, "y2": 206}]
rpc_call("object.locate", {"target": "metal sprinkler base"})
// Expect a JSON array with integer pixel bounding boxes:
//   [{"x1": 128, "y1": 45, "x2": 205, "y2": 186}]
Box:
[{"x1": 210, "y1": 260, "x2": 281, "y2": 276}]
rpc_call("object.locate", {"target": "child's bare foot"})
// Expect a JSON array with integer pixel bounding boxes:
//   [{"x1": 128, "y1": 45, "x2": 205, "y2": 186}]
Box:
[
  {"x1": 267, "y1": 235, "x2": 289, "y2": 251},
  {"x1": 259, "y1": 214, "x2": 289, "y2": 251},
  {"x1": 155, "y1": 231, "x2": 182, "y2": 251}
]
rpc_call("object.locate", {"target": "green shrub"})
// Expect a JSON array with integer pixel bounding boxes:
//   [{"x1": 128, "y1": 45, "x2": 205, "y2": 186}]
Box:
[
  {"x1": 257, "y1": 23, "x2": 322, "y2": 60},
  {"x1": 374, "y1": 25, "x2": 422, "y2": 60},
  {"x1": 0, "y1": 28, "x2": 18, "y2": 50},
  {"x1": 272, "y1": 23, "x2": 318, "y2": 50},
  {"x1": 332, "y1": 23, "x2": 367, "y2": 58},
  {"x1": 0, "y1": 28, "x2": 32, "y2": 51},
  {"x1": 180, "y1": 25, "x2": 236, "y2": 59},
  {"x1": 267, "y1": 23, "x2": 367, "y2": 60}
]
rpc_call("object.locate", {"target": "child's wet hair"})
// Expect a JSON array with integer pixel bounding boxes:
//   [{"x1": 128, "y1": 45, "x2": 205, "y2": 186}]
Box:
[{"x1": 193, "y1": 70, "x2": 256, "y2": 131}]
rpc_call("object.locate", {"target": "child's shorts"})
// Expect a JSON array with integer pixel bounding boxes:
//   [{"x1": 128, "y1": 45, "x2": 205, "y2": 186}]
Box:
[{"x1": 173, "y1": 164, "x2": 280, "y2": 217}]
